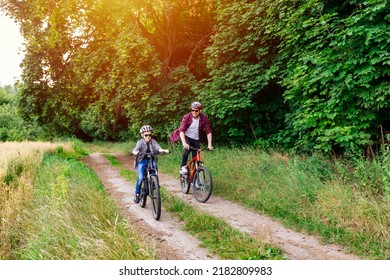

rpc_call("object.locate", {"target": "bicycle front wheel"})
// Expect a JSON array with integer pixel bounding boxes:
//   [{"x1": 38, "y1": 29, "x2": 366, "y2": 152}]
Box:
[
  {"x1": 193, "y1": 167, "x2": 212, "y2": 203},
  {"x1": 150, "y1": 175, "x2": 161, "y2": 220}
]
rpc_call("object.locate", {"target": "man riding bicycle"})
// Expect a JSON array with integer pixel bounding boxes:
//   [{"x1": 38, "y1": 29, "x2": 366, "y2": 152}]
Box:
[
  {"x1": 179, "y1": 102, "x2": 213, "y2": 175},
  {"x1": 132, "y1": 125, "x2": 169, "y2": 203}
]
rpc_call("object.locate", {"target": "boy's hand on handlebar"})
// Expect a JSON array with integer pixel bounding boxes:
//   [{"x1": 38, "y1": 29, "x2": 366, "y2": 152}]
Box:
[
  {"x1": 207, "y1": 145, "x2": 213, "y2": 151},
  {"x1": 132, "y1": 151, "x2": 139, "y2": 156}
]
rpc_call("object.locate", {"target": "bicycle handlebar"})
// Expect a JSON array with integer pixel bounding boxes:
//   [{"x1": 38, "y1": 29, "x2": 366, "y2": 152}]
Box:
[
  {"x1": 188, "y1": 146, "x2": 211, "y2": 152},
  {"x1": 133, "y1": 151, "x2": 168, "y2": 162},
  {"x1": 133, "y1": 151, "x2": 168, "y2": 156}
]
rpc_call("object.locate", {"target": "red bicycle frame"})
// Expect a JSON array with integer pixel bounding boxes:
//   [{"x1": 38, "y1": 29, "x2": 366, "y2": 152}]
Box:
[{"x1": 185, "y1": 148, "x2": 202, "y2": 182}]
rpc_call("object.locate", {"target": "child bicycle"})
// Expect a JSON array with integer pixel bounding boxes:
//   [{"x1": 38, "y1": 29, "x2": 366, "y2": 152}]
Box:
[
  {"x1": 135, "y1": 151, "x2": 166, "y2": 220},
  {"x1": 180, "y1": 146, "x2": 213, "y2": 203}
]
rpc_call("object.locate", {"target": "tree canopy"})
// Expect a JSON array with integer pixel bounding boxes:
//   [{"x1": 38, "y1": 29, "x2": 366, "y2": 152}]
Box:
[{"x1": 1, "y1": 0, "x2": 389, "y2": 155}]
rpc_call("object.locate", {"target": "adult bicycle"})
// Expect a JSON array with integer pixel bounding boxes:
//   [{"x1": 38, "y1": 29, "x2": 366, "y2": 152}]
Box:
[
  {"x1": 135, "y1": 151, "x2": 166, "y2": 220},
  {"x1": 179, "y1": 146, "x2": 213, "y2": 203}
]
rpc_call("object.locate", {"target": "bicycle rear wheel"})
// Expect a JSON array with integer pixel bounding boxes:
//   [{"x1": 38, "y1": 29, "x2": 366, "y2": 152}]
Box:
[
  {"x1": 150, "y1": 175, "x2": 161, "y2": 220},
  {"x1": 180, "y1": 173, "x2": 190, "y2": 194},
  {"x1": 193, "y1": 167, "x2": 212, "y2": 203},
  {"x1": 140, "y1": 178, "x2": 147, "y2": 208}
]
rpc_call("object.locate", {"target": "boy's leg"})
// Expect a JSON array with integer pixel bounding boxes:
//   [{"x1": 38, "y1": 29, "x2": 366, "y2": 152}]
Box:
[{"x1": 134, "y1": 160, "x2": 147, "y2": 203}]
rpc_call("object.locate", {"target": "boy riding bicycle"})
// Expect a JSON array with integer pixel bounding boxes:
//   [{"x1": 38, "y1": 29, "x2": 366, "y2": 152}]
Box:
[{"x1": 132, "y1": 125, "x2": 169, "y2": 203}]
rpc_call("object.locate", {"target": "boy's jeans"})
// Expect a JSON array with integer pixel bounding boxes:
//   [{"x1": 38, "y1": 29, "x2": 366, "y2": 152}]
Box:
[{"x1": 135, "y1": 159, "x2": 157, "y2": 194}]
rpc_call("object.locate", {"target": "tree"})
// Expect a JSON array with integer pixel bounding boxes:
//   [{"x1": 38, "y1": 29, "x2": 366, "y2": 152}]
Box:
[
  {"x1": 279, "y1": 0, "x2": 390, "y2": 153},
  {"x1": 0, "y1": 84, "x2": 44, "y2": 140},
  {"x1": 2, "y1": 0, "x2": 162, "y2": 139},
  {"x1": 2, "y1": 0, "x2": 388, "y2": 154},
  {"x1": 1, "y1": 0, "x2": 216, "y2": 140},
  {"x1": 198, "y1": 0, "x2": 290, "y2": 144},
  {"x1": 133, "y1": 0, "x2": 215, "y2": 78}
]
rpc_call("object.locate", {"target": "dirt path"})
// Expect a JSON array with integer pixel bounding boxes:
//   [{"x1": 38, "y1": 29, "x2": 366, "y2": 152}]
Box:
[{"x1": 83, "y1": 152, "x2": 360, "y2": 260}]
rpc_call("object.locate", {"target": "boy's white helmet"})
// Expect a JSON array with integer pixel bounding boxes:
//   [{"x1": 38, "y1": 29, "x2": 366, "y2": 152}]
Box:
[{"x1": 139, "y1": 125, "x2": 153, "y2": 134}]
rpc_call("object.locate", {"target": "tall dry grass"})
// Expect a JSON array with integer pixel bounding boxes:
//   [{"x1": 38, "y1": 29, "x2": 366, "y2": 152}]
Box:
[
  {"x1": 16, "y1": 153, "x2": 154, "y2": 260},
  {"x1": 0, "y1": 141, "x2": 61, "y2": 258},
  {"x1": 1, "y1": 141, "x2": 154, "y2": 260}
]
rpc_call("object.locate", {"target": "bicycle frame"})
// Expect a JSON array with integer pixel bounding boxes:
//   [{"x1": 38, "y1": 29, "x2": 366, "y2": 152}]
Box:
[
  {"x1": 145, "y1": 155, "x2": 158, "y2": 179},
  {"x1": 185, "y1": 148, "x2": 203, "y2": 182},
  {"x1": 140, "y1": 153, "x2": 159, "y2": 192}
]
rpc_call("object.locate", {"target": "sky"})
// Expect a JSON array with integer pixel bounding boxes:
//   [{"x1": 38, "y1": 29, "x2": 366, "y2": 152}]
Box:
[{"x1": 0, "y1": 13, "x2": 24, "y2": 86}]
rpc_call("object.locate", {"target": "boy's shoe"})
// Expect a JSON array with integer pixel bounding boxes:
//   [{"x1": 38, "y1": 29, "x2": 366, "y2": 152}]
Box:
[
  {"x1": 180, "y1": 166, "x2": 188, "y2": 174},
  {"x1": 134, "y1": 194, "x2": 140, "y2": 204}
]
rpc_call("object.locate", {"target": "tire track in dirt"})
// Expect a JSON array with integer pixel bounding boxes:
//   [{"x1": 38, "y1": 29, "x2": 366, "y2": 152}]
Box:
[{"x1": 114, "y1": 153, "x2": 360, "y2": 260}]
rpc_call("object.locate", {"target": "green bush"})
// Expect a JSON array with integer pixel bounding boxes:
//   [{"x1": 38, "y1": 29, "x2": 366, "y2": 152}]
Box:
[{"x1": 0, "y1": 85, "x2": 47, "y2": 141}]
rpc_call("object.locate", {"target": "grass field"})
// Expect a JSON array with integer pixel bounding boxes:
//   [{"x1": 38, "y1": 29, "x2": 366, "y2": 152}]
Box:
[
  {"x1": 1, "y1": 140, "x2": 389, "y2": 259},
  {"x1": 0, "y1": 141, "x2": 153, "y2": 260},
  {"x1": 158, "y1": 144, "x2": 390, "y2": 259}
]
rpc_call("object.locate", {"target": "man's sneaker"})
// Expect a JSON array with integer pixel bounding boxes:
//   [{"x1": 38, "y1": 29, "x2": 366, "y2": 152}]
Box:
[
  {"x1": 134, "y1": 194, "x2": 140, "y2": 204},
  {"x1": 180, "y1": 166, "x2": 188, "y2": 175}
]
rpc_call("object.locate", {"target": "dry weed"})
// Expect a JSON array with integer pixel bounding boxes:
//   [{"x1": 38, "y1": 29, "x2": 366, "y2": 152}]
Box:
[
  {"x1": 315, "y1": 182, "x2": 390, "y2": 242},
  {"x1": 0, "y1": 141, "x2": 63, "y2": 259}
]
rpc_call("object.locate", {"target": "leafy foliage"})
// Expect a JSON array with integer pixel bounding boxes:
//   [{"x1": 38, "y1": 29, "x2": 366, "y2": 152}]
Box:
[
  {"x1": 0, "y1": 85, "x2": 45, "y2": 141},
  {"x1": 1, "y1": 0, "x2": 389, "y2": 155},
  {"x1": 1, "y1": 0, "x2": 215, "y2": 141},
  {"x1": 199, "y1": 0, "x2": 287, "y2": 144},
  {"x1": 279, "y1": 0, "x2": 390, "y2": 153}
]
